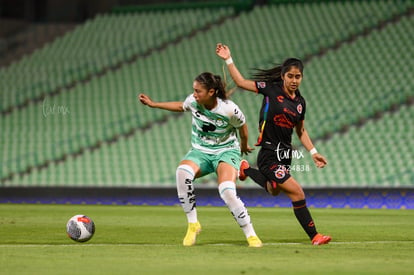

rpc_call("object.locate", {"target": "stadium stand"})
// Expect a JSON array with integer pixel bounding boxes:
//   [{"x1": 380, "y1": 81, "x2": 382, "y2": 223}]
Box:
[
  {"x1": 0, "y1": 7, "x2": 235, "y2": 115},
  {"x1": 0, "y1": 19, "x2": 76, "y2": 68},
  {"x1": 1, "y1": 0, "x2": 413, "y2": 192}
]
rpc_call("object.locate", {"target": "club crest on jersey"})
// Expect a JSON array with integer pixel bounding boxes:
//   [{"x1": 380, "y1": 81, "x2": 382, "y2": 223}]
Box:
[
  {"x1": 257, "y1": 82, "x2": 266, "y2": 88},
  {"x1": 297, "y1": 104, "x2": 303, "y2": 114},
  {"x1": 215, "y1": 118, "x2": 227, "y2": 127},
  {"x1": 275, "y1": 167, "x2": 286, "y2": 179}
]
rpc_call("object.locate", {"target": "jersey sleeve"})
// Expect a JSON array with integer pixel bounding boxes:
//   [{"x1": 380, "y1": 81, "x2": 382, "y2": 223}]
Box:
[
  {"x1": 255, "y1": 81, "x2": 267, "y2": 95},
  {"x1": 300, "y1": 99, "x2": 306, "y2": 120},
  {"x1": 182, "y1": 94, "x2": 194, "y2": 111},
  {"x1": 229, "y1": 101, "x2": 246, "y2": 128}
]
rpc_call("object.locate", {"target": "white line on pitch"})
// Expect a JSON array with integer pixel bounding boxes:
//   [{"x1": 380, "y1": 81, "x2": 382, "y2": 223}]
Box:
[{"x1": 0, "y1": 240, "x2": 413, "y2": 248}]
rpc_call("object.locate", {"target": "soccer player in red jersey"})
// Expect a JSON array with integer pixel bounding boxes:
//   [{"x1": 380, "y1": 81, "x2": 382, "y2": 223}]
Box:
[{"x1": 216, "y1": 43, "x2": 331, "y2": 245}]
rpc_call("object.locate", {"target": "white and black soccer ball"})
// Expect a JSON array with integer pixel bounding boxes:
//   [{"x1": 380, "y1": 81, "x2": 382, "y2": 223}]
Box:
[{"x1": 66, "y1": 215, "x2": 95, "y2": 242}]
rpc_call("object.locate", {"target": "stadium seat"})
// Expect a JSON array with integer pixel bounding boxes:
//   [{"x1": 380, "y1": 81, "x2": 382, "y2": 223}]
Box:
[{"x1": 1, "y1": 1, "x2": 413, "y2": 188}]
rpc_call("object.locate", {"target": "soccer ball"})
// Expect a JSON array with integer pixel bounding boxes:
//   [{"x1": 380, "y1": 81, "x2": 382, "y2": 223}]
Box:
[{"x1": 66, "y1": 214, "x2": 95, "y2": 242}]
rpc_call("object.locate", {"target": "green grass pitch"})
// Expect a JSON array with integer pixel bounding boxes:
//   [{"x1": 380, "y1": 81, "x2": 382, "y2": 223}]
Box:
[{"x1": 1, "y1": 204, "x2": 414, "y2": 274}]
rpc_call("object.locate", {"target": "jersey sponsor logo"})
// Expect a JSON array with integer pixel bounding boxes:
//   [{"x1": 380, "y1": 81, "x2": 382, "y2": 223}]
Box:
[
  {"x1": 277, "y1": 95, "x2": 284, "y2": 103},
  {"x1": 297, "y1": 104, "x2": 303, "y2": 114},
  {"x1": 273, "y1": 114, "x2": 294, "y2": 128},
  {"x1": 257, "y1": 82, "x2": 266, "y2": 88},
  {"x1": 283, "y1": 107, "x2": 296, "y2": 117},
  {"x1": 201, "y1": 122, "x2": 216, "y2": 132}
]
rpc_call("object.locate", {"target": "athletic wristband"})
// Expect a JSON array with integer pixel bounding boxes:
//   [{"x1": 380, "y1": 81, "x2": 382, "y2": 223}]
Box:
[
  {"x1": 225, "y1": 57, "x2": 233, "y2": 65},
  {"x1": 310, "y1": 148, "x2": 318, "y2": 155}
]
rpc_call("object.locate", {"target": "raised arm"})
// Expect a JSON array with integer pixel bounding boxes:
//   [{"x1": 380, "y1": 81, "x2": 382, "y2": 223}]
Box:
[
  {"x1": 139, "y1": 93, "x2": 184, "y2": 112},
  {"x1": 215, "y1": 43, "x2": 257, "y2": 93}
]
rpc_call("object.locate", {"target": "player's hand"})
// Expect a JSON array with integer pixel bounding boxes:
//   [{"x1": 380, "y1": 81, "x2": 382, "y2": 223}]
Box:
[
  {"x1": 312, "y1": 153, "x2": 327, "y2": 168},
  {"x1": 138, "y1": 93, "x2": 155, "y2": 107},
  {"x1": 241, "y1": 145, "x2": 254, "y2": 156},
  {"x1": 216, "y1": 43, "x2": 231, "y2": 60}
]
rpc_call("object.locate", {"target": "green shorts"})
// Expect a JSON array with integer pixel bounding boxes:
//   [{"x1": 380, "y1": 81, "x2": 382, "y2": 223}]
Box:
[{"x1": 182, "y1": 149, "x2": 241, "y2": 177}]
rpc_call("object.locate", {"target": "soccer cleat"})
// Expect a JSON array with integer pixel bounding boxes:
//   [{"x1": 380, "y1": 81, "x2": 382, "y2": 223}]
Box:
[
  {"x1": 247, "y1": 235, "x2": 263, "y2": 248},
  {"x1": 311, "y1": 233, "x2": 332, "y2": 245},
  {"x1": 183, "y1": 221, "x2": 201, "y2": 246},
  {"x1": 238, "y1": 160, "x2": 250, "y2": 181},
  {"x1": 266, "y1": 181, "x2": 281, "y2": 196}
]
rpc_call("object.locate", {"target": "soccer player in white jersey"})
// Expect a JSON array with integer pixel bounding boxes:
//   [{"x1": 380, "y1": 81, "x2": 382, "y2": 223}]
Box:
[{"x1": 139, "y1": 72, "x2": 262, "y2": 247}]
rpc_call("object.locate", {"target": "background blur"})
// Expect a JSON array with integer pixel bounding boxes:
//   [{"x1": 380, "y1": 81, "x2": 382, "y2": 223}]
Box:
[{"x1": 1, "y1": 0, "x2": 413, "y2": 207}]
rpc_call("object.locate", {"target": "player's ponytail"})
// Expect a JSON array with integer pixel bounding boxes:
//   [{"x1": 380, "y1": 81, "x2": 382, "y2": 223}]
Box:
[
  {"x1": 195, "y1": 72, "x2": 227, "y2": 100},
  {"x1": 252, "y1": 58, "x2": 304, "y2": 83},
  {"x1": 213, "y1": 74, "x2": 227, "y2": 100}
]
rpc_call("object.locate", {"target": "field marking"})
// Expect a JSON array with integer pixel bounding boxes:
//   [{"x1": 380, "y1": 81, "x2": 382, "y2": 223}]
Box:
[{"x1": 1, "y1": 240, "x2": 413, "y2": 248}]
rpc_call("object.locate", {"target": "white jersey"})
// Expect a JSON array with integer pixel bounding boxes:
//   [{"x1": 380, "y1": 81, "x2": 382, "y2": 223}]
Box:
[{"x1": 182, "y1": 94, "x2": 246, "y2": 154}]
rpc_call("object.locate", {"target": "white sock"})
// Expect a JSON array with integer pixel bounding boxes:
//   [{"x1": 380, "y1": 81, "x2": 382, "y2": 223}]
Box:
[
  {"x1": 218, "y1": 181, "x2": 257, "y2": 238},
  {"x1": 241, "y1": 223, "x2": 256, "y2": 238},
  {"x1": 176, "y1": 165, "x2": 197, "y2": 223}
]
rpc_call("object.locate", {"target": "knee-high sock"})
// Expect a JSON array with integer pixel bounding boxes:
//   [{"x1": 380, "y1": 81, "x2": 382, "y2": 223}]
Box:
[
  {"x1": 218, "y1": 181, "x2": 256, "y2": 238},
  {"x1": 292, "y1": 199, "x2": 317, "y2": 240},
  {"x1": 176, "y1": 165, "x2": 197, "y2": 223}
]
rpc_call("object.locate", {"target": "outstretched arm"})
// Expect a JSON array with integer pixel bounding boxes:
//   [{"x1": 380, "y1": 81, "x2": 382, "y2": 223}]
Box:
[
  {"x1": 295, "y1": 120, "x2": 327, "y2": 168},
  {"x1": 216, "y1": 43, "x2": 257, "y2": 93},
  {"x1": 139, "y1": 93, "x2": 184, "y2": 112}
]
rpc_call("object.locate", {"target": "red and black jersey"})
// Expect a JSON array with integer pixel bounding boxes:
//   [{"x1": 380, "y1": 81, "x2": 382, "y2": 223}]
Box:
[{"x1": 255, "y1": 81, "x2": 306, "y2": 151}]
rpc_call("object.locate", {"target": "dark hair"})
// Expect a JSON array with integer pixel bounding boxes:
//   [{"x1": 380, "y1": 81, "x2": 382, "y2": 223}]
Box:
[
  {"x1": 252, "y1": 58, "x2": 304, "y2": 83},
  {"x1": 194, "y1": 72, "x2": 227, "y2": 100}
]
